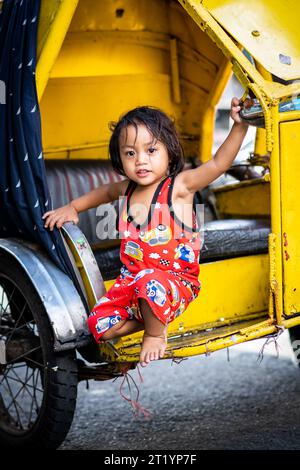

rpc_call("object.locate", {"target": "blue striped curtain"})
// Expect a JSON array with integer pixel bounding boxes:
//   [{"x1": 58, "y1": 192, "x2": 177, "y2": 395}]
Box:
[{"x1": 0, "y1": 0, "x2": 89, "y2": 311}]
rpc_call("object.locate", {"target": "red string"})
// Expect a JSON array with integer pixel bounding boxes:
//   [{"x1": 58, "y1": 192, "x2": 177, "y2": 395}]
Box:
[
  {"x1": 136, "y1": 363, "x2": 144, "y2": 383},
  {"x1": 118, "y1": 365, "x2": 152, "y2": 420}
]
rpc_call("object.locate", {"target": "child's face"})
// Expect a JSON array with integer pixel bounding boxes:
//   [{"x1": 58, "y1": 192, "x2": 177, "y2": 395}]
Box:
[{"x1": 119, "y1": 124, "x2": 169, "y2": 185}]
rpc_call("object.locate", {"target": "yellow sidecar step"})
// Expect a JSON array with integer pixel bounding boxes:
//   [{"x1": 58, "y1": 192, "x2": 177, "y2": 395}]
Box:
[{"x1": 99, "y1": 315, "x2": 277, "y2": 363}]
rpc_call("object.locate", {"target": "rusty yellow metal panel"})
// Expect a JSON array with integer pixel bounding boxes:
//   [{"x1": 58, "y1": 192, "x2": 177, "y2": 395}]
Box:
[
  {"x1": 213, "y1": 178, "x2": 270, "y2": 218},
  {"x1": 201, "y1": 0, "x2": 300, "y2": 81},
  {"x1": 280, "y1": 121, "x2": 300, "y2": 318}
]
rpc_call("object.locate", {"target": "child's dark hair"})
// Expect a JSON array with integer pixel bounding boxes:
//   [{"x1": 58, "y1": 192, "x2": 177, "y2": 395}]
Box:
[{"x1": 109, "y1": 106, "x2": 185, "y2": 177}]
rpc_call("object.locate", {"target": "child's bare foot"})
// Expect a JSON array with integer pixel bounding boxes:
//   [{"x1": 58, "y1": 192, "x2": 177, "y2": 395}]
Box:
[{"x1": 139, "y1": 333, "x2": 167, "y2": 367}]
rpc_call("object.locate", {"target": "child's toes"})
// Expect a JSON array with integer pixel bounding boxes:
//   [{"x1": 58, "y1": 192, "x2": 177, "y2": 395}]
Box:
[
  {"x1": 139, "y1": 355, "x2": 147, "y2": 367},
  {"x1": 146, "y1": 352, "x2": 152, "y2": 363},
  {"x1": 159, "y1": 348, "x2": 165, "y2": 358},
  {"x1": 139, "y1": 352, "x2": 146, "y2": 367},
  {"x1": 142, "y1": 352, "x2": 150, "y2": 365}
]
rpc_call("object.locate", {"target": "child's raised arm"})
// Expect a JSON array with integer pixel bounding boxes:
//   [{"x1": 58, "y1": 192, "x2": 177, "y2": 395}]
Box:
[
  {"x1": 42, "y1": 178, "x2": 129, "y2": 231},
  {"x1": 177, "y1": 97, "x2": 252, "y2": 195}
]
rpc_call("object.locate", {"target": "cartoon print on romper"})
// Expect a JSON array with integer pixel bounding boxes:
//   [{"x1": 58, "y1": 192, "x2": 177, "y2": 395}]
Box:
[
  {"x1": 120, "y1": 265, "x2": 135, "y2": 279},
  {"x1": 95, "y1": 314, "x2": 122, "y2": 335},
  {"x1": 124, "y1": 240, "x2": 144, "y2": 261},
  {"x1": 159, "y1": 258, "x2": 170, "y2": 267},
  {"x1": 163, "y1": 306, "x2": 171, "y2": 317},
  {"x1": 167, "y1": 279, "x2": 180, "y2": 306},
  {"x1": 149, "y1": 252, "x2": 161, "y2": 260},
  {"x1": 146, "y1": 279, "x2": 167, "y2": 307},
  {"x1": 127, "y1": 268, "x2": 155, "y2": 286},
  {"x1": 174, "y1": 298, "x2": 186, "y2": 318},
  {"x1": 174, "y1": 243, "x2": 196, "y2": 263},
  {"x1": 181, "y1": 278, "x2": 196, "y2": 299},
  {"x1": 139, "y1": 224, "x2": 172, "y2": 246},
  {"x1": 125, "y1": 305, "x2": 138, "y2": 319}
]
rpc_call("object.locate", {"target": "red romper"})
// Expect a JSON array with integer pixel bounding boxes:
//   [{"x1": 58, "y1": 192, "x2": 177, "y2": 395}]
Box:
[{"x1": 87, "y1": 174, "x2": 201, "y2": 342}]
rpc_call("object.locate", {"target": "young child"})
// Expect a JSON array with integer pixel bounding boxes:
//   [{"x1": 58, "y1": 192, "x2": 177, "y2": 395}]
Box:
[{"x1": 42, "y1": 97, "x2": 251, "y2": 367}]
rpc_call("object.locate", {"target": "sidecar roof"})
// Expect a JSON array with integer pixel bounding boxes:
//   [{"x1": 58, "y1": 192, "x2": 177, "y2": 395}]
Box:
[{"x1": 201, "y1": 0, "x2": 300, "y2": 81}]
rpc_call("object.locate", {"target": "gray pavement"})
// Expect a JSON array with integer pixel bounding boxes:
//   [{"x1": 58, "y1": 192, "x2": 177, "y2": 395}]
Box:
[{"x1": 60, "y1": 331, "x2": 300, "y2": 450}]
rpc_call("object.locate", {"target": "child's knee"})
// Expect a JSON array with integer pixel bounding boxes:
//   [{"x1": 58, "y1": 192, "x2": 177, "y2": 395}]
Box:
[{"x1": 101, "y1": 321, "x2": 125, "y2": 340}]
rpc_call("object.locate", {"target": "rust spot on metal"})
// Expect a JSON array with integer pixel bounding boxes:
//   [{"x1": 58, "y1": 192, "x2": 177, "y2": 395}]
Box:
[
  {"x1": 284, "y1": 250, "x2": 290, "y2": 261},
  {"x1": 283, "y1": 232, "x2": 288, "y2": 246},
  {"x1": 270, "y1": 278, "x2": 280, "y2": 322}
]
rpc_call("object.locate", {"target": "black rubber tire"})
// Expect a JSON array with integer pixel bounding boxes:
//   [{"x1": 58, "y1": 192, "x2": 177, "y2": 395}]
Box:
[
  {"x1": 0, "y1": 252, "x2": 78, "y2": 449},
  {"x1": 288, "y1": 325, "x2": 300, "y2": 366}
]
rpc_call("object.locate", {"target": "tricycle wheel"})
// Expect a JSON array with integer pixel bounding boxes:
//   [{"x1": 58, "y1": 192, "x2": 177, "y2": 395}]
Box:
[
  {"x1": 0, "y1": 252, "x2": 78, "y2": 449},
  {"x1": 288, "y1": 325, "x2": 300, "y2": 365}
]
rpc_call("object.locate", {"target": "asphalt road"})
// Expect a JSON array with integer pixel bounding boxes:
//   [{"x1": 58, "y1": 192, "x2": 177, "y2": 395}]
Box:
[{"x1": 60, "y1": 331, "x2": 300, "y2": 450}]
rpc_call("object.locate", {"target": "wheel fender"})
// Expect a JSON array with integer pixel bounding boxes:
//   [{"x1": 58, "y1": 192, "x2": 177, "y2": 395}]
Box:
[{"x1": 0, "y1": 238, "x2": 91, "y2": 351}]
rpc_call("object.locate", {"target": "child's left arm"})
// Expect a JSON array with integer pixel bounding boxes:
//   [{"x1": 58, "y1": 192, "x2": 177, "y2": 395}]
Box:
[{"x1": 178, "y1": 97, "x2": 252, "y2": 194}]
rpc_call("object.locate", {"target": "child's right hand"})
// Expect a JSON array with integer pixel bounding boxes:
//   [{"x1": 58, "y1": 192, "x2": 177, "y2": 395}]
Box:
[{"x1": 42, "y1": 204, "x2": 79, "y2": 231}]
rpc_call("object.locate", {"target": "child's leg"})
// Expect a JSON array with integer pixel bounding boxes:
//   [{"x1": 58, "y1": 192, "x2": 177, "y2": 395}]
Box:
[
  {"x1": 138, "y1": 298, "x2": 168, "y2": 367},
  {"x1": 101, "y1": 318, "x2": 144, "y2": 340}
]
